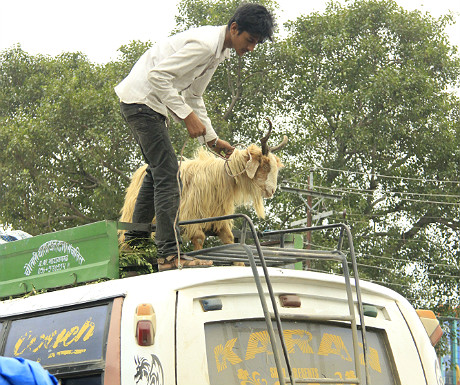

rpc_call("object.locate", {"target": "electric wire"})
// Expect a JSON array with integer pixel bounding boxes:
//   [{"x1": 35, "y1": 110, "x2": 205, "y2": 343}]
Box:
[
  {"x1": 306, "y1": 240, "x2": 458, "y2": 270},
  {"x1": 285, "y1": 182, "x2": 460, "y2": 206},
  {"x1": 314, "y1": 184, "x2": 460, "y2": 200},
  {"x1": 311, "y1": 165, "x2": 460, "y2": 185}
]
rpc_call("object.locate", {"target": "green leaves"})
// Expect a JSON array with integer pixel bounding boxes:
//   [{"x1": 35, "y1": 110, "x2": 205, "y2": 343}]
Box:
[
  {"x1": 0, "y1": 0, "x2": 459, "y2": 315},
  {"x1": 276, "y1": 0, "x2": 460, "y2": 310},
  {"x1": 0, "y1": 46, "x2": 137, "y2": 233}
]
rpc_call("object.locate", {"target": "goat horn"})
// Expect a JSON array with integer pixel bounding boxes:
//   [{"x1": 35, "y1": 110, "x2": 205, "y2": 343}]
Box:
[
  {"x1": 269, "y1": 135, "x2": 288, "y2": 153},
  {"x1": 260, "y1": 118, "x2": 273, "y2": 155}
]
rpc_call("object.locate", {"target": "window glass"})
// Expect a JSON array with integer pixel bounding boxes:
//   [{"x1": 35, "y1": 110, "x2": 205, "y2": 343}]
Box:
[
  {"x1": 205, "y1": 320, "x2": 396, "y2": 385},
  {"x1": 59, "y1": 374, "x2": 102, "y2": 385},
  {"x1": 3, "y1": 304, "x2": 109, "y2": 367}
]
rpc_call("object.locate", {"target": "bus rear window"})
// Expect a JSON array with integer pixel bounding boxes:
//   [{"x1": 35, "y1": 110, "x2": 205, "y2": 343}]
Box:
[
  {"x1": 205, "y1": 320, "x2": 397, "y2": 385},
  {"x1": 3, "y1": 304, "x2": 109, "y2": 367}
]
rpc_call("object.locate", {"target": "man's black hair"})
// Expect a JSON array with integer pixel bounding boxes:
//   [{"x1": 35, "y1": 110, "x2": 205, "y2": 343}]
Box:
[{"x1": 227, "y1": 3, "x2": 275, "y2": 43}]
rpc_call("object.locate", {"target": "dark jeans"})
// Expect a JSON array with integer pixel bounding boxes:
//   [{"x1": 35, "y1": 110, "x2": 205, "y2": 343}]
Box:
[{"x1": 120, "y1": 102, "x2": 182, "y2": 258}]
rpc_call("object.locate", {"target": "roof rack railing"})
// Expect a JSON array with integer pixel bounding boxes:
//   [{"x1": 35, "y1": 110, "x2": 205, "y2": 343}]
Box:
[{"x1": 171, "y1": 213, "x2": 371, "y2": 385}]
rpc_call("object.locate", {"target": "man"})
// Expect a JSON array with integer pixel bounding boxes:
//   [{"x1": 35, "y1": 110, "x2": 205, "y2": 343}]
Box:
[{"x1": 115, "y1": 3, "x2": 275, "y2": 271}]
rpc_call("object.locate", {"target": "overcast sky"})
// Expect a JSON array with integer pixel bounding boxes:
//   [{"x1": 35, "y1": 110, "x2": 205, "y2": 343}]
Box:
[{"x1": 0, "y1": 0, "x2": 459, "y2": 64}]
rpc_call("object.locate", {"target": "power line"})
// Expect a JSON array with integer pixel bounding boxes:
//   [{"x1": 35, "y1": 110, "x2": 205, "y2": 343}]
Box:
[
  {"x1": 315, "y1": 184, "x2": 460, "y2": 200},
  {"x1": 351, "y1": 261, "x2": 460, "y2": 280},
  {"x1": 296, "y1": 183, "x2": 460, "y2": 206},
  {"x1": 307, "y1": 241, "x2": 459, "y2": 270},
  {"x1": 312, "y1": 165, "x2": 460, "y2": 185}
]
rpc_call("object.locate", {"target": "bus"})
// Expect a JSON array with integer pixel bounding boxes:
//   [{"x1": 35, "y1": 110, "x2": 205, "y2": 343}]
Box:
[{"x1": 0, "y1": 216, "x2": 444, "y2": 385}]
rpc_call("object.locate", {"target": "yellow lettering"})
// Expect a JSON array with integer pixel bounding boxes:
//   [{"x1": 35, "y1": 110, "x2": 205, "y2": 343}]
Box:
[
  {"x1": 271, "y1": 367, "x2": 319, "y2": 382},
  {"x1": 33, "y1": 331, "x2": 57, "y2": 353},
  {"x1": 214, "y1": 338, "x2": 242, "y2": 372},
  {"x1": 82, "y1": 321, "x2": 95, "y2": 341},
  {"x1": 269, "y1": 367, "x2": 286, "y2": 379},
  {"x1": 317, "y1": 333, "x2": 351, "y2": 361},
  {"x1": 14, "y1": 333, "x2": 29, "y2": 356},
  {"x1": 284, "y1": 329, "x2": 314, "y2": 354},
  {"x1": 67, "y1": 319, "x2": 95, "y2": 344},
  {"x1": 63, "y1": 327, "x2": 79, "y2": 347},
  {"x1": 345, "y1": 370, "x2": 356, "y2": 379},
  {"x1": 359, "y1": 344, "x2": 382, "y2": 373},
  {"x1": 301, "y1": 368, "x2": 319, "y2": 382},
  {"x1": 245, "y1": 331, "x2": 272, "y2": 360},
  {"x1": 13, "y1": 318, "x2": 95, "y2": 359},
  {"x1": 53, "y1": 329, "x2": 69, "y2": 349},
  {"x1": 14, "y1": 333, "x2": 37, "y2": 356},
  {"x1": 56, "y1": 349, "x2": 86, "y2": 356}
]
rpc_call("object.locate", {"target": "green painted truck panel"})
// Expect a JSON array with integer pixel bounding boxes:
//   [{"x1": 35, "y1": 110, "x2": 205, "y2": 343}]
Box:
[{"x1": 0, "y1": 221, "x2": 119, "y2": 298}]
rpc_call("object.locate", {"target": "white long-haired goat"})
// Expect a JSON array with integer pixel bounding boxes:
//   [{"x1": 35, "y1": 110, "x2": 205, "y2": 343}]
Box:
[{"x1": 119, "y1": 121, "x2": 288, "y2": 250}]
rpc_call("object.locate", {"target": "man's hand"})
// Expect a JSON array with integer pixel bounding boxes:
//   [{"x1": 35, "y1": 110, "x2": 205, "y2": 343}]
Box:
[
  {"x1": 184, "y1": 111, "x2": 206, "y2": 138},
  {"x1": 207, "y1": 138, "x2": 235, "y2": 159}
]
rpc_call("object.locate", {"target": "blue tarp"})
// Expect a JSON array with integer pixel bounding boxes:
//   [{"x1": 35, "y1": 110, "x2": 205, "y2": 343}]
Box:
[{"x1": 0, "y1": 357, "x2": 58, "y2": 385}]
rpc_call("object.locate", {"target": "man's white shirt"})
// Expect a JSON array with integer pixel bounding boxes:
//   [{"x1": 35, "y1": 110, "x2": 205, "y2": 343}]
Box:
[{"x1": 115, "y1": 25, "x2": 230, "y2": 144}]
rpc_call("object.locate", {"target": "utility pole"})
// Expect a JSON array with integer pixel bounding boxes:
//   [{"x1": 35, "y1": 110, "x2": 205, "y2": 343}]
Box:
[{"x1": 281, "y1": 171, "x2": 342, "y2": 269}]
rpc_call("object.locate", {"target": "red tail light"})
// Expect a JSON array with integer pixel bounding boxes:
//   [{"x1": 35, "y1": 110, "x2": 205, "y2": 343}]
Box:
[{"x1": 135, "y1": 304, "x2": 156, "y2": 346}]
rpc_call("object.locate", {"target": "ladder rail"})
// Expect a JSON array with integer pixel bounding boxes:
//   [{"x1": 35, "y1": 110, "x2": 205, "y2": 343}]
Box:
[
  {"x1": 142, "y1": 215, "x2": 371, "y2": 385},
  {"x1": 184, "y1": 214, "x2": 293, "y2": 385},
  {"x1": 261, "y1": 224, "x2": 371, "y2": 384}
]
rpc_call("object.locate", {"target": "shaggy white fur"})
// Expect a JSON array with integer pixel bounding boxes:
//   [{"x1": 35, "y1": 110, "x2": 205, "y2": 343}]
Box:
[{"x1": 119, "y1": 144, "x2": 283, "y2": 250}]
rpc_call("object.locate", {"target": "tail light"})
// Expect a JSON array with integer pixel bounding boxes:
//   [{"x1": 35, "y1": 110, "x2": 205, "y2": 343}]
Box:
[
  {"x1": 416, "y1": 309, "x2": 443, "y2": 346},
  {"x1": 135, "y1": 303, "x2": 156, "y2": 346}
]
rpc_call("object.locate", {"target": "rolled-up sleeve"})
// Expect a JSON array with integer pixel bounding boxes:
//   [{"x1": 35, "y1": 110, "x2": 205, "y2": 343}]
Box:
[
  {"x1": 183, "y1": 67, "x2": 219, "y2": 144},
  {"x1": 147, "y1": 41, "x2": 219, "y2": 144},
  {"x1": 147, "y1": 42, "x2": 210, "y2": 119}
]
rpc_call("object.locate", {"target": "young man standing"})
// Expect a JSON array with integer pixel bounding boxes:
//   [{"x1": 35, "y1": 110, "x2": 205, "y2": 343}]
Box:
[{"x1": 115, "y1": 3, "x2": 275, "y2": 271}]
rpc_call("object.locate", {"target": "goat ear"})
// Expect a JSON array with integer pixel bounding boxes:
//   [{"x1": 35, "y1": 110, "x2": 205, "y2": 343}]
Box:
[{"x1": 246, "y1": 155, "x2": 260, "y2": 179}]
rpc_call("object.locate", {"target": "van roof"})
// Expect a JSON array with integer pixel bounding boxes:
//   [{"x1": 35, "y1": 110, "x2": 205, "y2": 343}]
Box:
[{"x1": 0, "y1": 266, "x2": 408, "y2": 318}]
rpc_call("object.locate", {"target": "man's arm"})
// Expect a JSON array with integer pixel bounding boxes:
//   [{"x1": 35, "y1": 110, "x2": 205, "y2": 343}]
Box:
[
  {"x1": 184, "y1": 111, "x2": 206, "y2": 138},
  {"x1": 207, "y1": 137, "x2": 235, "y2": 158}
]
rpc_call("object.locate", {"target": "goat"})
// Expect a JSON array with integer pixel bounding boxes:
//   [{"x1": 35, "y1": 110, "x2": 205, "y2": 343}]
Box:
[{"x1": 119, "y1": 120, "x2": 288, "y2": 250}]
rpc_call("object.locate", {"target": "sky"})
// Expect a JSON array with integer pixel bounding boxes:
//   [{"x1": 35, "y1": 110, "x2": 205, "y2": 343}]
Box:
[{"x1": 0, "y1": 0, "x2": 459, "y2": 64}]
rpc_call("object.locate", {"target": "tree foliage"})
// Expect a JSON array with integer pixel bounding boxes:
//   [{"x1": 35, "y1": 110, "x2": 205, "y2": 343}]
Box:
[
  {"x1": 0, "y1": 0, "x2": 459, "y2": 315},
  {"x1": 273, "y1": 0, "x2": 460, "y2": 309},
  {"x1": 0, "y1": 46, "x2": 141, "y2": 233}
]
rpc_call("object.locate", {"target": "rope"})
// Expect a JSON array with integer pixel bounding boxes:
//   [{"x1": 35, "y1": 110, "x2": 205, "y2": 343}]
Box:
[
  {"x1": 173, "y1": 138, "x2": 189, "y2": 269},
  {"x1": 172, "y1": 137, "x2": 255, "y2": 268}
]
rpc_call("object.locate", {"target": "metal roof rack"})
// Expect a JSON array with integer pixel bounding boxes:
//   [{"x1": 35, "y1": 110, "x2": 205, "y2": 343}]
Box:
[{"x1": 178, "y1": 213, "x2": 371, "y2": 385}]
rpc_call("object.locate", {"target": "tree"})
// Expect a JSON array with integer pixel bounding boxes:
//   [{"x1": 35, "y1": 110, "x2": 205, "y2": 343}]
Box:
[
  {"x1": 1, "y1": 0, "x2": 459, "y2": 316},
  {"x1": 173, "y1": 0, "x2": 285, "y2": 144},
  {"x1": 0, "y1": 45, "x2": 146, "y2": 234},
  {"x1": 273, "y1": 0, "x2": 460, "y2": 309}
]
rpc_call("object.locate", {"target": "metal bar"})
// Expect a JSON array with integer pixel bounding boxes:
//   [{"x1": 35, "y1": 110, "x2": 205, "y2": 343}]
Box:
[
  {"x1": 280, "y1": 186, "x2": 343, "y2": 200},
  {"x1": 341, "y1": 253, "x2": 362, "y2": 384},
  {"x1": 342, "y1": 224, "x2": 370, "y2": 385},
  {"x1": 260, "y1": 223, "x2": 350, "y2": 237},
  {"x1": 131, "y1": 214, "x2": 370, "y2": 384},
  {"x1": 239, "y1": 244, "x2": 288, "y2": 385},
  {"x1": 188, "y1": 244, "x2": 342, "y2": 259},
  {"x1": 248, "y1": 219, "x2": 295, "y2": 385},
  {"x1": 240, "y1": 220, "x2": 247, "y2": 244},
  {"x1": 176, "y1": 214, "x2": 292, "y2": 385},
  {"x1": 286, "y1": 378, "x2": 359, "y2": 384},
  {"x1": 270, "y1": 313, "x2": 353, "y2": 322}
]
